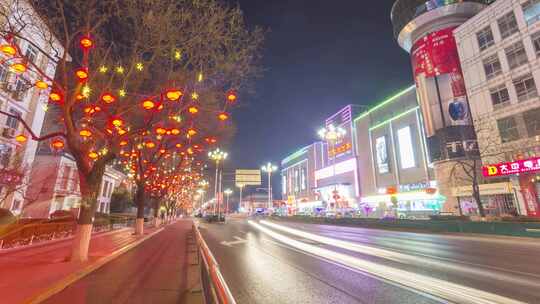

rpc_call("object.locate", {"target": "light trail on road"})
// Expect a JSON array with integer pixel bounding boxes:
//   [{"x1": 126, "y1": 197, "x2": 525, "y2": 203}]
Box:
[
  {"x1": 259, "y1": 220, "x2": 540, "y2": 289},
  {"x1": 249, "y1": 220, "x2": 526, "y2": 304}
]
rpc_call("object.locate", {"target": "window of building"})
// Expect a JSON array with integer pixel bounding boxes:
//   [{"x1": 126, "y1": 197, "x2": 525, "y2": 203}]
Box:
[
  {"x1": 397, "y1": 126, "x2": 416, "y2": 169},
  {"x1": 5, "y1": 108, "x2": 21, "y2": 129},
  {"x1": 523, "y1": 0, "x2": 540, "y2": 26},
  {"x1": 497, "y1": 116, "x2": 520, "y2": 143},
  {"x1": 0, "y1": 65, "x2": 9, "y2": 83},
  {"x1": 0, "y1": 147, "x2": 11, "y2": 168},
  {"x1": 477, "y1": 26, "x2": 495, "y2": 51},
  {"x1": 505, "y1": 41, "x2": 528, "y2": 69},
  {"x1": 532, "y1": 31, "x2": 540, "y2": 56},
  {"x1": 282, "y1": 175, "x2": 287, "y2": 194},
  {"x1": 489, "y1": 84, "x2": 510, "y2": 108},
  {"x1": 483, "y1": 54, "x2": 502, "y2": 79},
  {"x1": 11, "y1": 199, "x2": 21, "y2": 211},
  {"x1": 523, "y1": 107, "x2": 540, "y2": 137},
  {"x1": 498, "y1": 11, "x2": 519, "y2": 39},
  {"x1": 24, "y1": 45, "x2": 38, "y2": 63},
  {"x1": 294, "y1": 169, "x2": 299, "y2": 193},
  {"x1": 301, "y1": 167, "x2": 307, "y2": 191},
  {"x1": 60, "y1": 166, "x2": 71, "y2": 190},
  {"x1": 513, "y1": 74, "x2": 538, "y2": 102}
]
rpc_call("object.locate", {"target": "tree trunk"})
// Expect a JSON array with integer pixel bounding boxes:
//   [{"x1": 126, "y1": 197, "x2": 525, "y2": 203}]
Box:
[
  {"x1": 472, "y1": 182, "x2": 486, "y2": 219},
  {"x1": 70, "y1": 168, "x2": 104, "y2": 262},
  {"x1": 134, "y1": 184, "x2": 145, "y2": 235},
  {"x1": 152, "y1": 200, "x2": 160, "y2": 228}
]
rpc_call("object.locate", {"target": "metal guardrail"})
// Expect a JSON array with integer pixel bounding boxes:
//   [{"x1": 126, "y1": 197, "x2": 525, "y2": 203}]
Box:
[
  {"x1": 0, "y1": 218, "x2": 135, "y2": 250},
  {"x1": 193, "y1": 223, "x2": 236, "y2": 304}
]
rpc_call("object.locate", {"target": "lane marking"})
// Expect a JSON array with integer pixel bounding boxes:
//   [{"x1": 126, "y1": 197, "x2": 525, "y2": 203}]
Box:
[
  {"x1": 249, "y1": 220, "x2": 525, "y2": 304},
  {"x1": 220, "y1": 236, "x2": 248, "y2": 247}
]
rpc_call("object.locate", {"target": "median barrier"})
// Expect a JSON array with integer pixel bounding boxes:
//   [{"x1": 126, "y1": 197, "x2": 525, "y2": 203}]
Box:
[{"x1": 274, "y1": 216, "x2": 540, "y2": 238}]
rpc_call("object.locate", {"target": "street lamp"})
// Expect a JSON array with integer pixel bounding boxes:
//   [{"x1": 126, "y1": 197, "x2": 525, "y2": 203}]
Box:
[
  {"x1": 208, "y1": 148, "x2": 228, "y2": 215},
  {"x1": 224, "y1": 188, "x2": 233, "y2": 214},
  {"x1": 261, "y1": 162, "x2": 278, "y2": 211},
  {"x1": 237, "y1": 184, "x2": 245, "y2": 213},
  {"x1": 318, "y1": 124, "x2": 346, "y2": 212}
]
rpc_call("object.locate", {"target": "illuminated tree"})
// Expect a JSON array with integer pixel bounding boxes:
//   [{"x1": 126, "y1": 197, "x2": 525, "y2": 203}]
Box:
[{"x1": 0, "y1": 0, "x2": 263, "y2": 261}]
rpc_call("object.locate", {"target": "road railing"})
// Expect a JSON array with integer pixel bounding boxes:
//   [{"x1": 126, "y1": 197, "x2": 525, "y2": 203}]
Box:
[
  {"x1": 193, "y1": 223, "x2": 236, "y2": 304},
  {"x1": 0, "y1": 217, "x2": 134, "y2": 250}
]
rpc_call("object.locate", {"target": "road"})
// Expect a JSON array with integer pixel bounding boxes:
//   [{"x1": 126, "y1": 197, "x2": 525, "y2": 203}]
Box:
[
  {"x1": 42, "y1": 220, "x2": 193, "y2": 304},
  {"x1": 197, "y1": 217, "x2": 540, "y2": 304}
]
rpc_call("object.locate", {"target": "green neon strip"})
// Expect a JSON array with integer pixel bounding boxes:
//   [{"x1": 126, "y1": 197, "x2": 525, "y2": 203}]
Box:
[
  {"x1": 282, "y1": 146, "x2": 309, "y2": 165},
  {"x1": 368, "y1": 106, "x2": 419, "y2": 131},
  {"x1": 354, "y1": 85, "x2": 416, "y2": 122}
]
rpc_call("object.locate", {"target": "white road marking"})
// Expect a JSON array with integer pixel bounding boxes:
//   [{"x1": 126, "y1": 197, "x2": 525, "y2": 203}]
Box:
[
  {"x1": 249, "y1": 220, "x2": 526, "y2": 304},
  {"x1": 220, "y1": 236, "x2": 248, "y2": 247}
]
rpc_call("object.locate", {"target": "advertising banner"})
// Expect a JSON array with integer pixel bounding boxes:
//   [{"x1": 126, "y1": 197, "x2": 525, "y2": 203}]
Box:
[
  {"x1": 375, "y1": 136, "x2": 389, "y2": 174},
  {"x1": 235, "y1": 169, "x2": 261, "y2": 187},
  {"x1": 411, "y1": 27, "x2": 477, "y2": 161},
  {"x1": 482, "y1": 157, "x2": 540, "y2": 177},
  {"x1": 325, "y1": 105, "x2": 354, "y2": 162}
]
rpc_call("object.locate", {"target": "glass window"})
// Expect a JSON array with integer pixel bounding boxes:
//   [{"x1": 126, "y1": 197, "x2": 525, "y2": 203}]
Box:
[
  {"x1": 0, "y1": 147, "x2": 12, "y2": 168},
  {"x1": 0, "y1": 65, "x2": 9, "y2": 83},
  {"x1": 523, "y1": 107, "x2": 540, "y2": 138},
  {"x1": 282, "y1": 175, "x2": 287, "y2": 194},
  {"x1": 497, "y1": 116, "x2": 520, "y2": 143},
  {"x1": 513, "y1": 74, "x2": 538, "y2": 102},
  {"x1": 397, "y1": 126, "x2": 416, "y2": 169},
  {"x1": 505, "y1": 41, "x2": 528, "y2": 69},
  {"x1": 294, "y1": 169, "x2": 299, "y2": 193},
  {"x1": 5, "y1": 108, "x2": 21, "y2": 129},
  {"x1": 482, "y1": 54, "x2": 502, "y2": 79},
  {"x1": 477, "y1": 26, "x2": 495, "y2": 51},
  {"x1": 301, "y1": 167, "x2": 307, "y2": 191},
  {"x1": 523, "y1": 0, "x2": 540, "y2": 25},
  {"x1": 60, "y1": 166, "x2": 70, "y2": 190},
  {"x1": 532, "y1": 31, "x2": 540, "y2": 56},
  {"x1": 498, "y1": 11, "x2": 519, "y2": 39},
  {"x1": 489, "y1": 84, "x2": 510, "y2": 108},
  {"x1": 24, "y1": 45, "x2": 38, "y2": 64},
  {"x1": 11, "y1": 199, "x2": 21, "y2": 211}
]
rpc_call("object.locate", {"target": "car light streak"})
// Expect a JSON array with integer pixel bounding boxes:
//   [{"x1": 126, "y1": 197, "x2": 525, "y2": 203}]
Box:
[
  {"x1": 249, "y1": 220, "x2": 525, "y2": 304},
  {"x1": 259, "y1": 220, "x2": 540, "y2": 288}
]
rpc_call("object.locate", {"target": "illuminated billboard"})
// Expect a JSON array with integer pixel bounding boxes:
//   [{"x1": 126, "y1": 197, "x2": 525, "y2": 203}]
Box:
[
  {"x1": 397, "y1": 126, "x2": 416, "y2": 169},
  {"x1": 375, "y1": 136, "x2": 389, "y2": 174},
  {"x1": 411, "y1": 27, "x2": 478, "y2": 161},
  {"x1": 482, "y1": 157, "x2": 540, "y2": 177}
]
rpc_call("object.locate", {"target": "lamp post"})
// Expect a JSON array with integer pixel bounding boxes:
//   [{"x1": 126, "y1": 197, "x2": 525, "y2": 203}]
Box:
[
  {"x1": 208, "y1": 148, "x2": 228, "y2": 215},
  {"x1": 261, "y1": 162, "x2": 278, "y2": 212},
  {"x1": 196, "y1": 189, "x2": 205, "y2": 211},
  {"x1": 224, "y1": 188, "x2": 233, "y2": 214},
  {"x1": 318, "y1": 124, "x2": 346, "y2": 212},
  {"x1": 237, "y1": 184, "x2": 244, "y2": 213}
]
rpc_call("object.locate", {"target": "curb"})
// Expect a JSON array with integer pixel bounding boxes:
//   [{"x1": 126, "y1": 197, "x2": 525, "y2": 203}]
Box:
[{"x1": 23, "y1": 227, "x2": 165, "y2": 304}]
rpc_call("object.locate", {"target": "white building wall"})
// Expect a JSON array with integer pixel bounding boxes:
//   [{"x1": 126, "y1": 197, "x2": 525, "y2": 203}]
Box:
[{"x1": 455, "y1": 0, "x2": 540, "y2": 161}]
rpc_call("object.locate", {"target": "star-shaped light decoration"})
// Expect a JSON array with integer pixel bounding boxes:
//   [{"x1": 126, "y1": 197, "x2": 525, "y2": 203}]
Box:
[
  {"x1": 136, "y1": 62, "x2": 144, "y2": 71},
  {"x1": 99, "y1": 66, "x2": 108, "y2": 73}
]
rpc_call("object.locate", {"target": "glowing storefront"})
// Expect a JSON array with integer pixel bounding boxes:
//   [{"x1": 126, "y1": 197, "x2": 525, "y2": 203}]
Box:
[{"x1": 354, "y1": 86, "x2": 443, "y2": 218}]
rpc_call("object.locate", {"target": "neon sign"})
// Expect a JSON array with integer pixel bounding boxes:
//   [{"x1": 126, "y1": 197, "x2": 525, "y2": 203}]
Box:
[{"x1": 482, "y1": 157, "x2": 540, "y2": 177}]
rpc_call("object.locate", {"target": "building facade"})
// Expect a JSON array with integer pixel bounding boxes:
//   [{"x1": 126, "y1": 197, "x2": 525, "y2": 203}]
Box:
[
  {"x1": 281, "y1": 142, "x2": 325, "y2": 213},
  {"x1": 391, "y1": 0, "x2": 493, "y2": 214},
  {"x1": 314, "y1": 105, "x2": 364, "y2": 212},
  {"x1": 354, "y1": 86, "x2": 441, "y2": 218},
  {"x1": 0, "y1": 1, "x2": 63, "y2": 214},
  {"x1": 455, "y1": 0, "x2": 540, "y2": 216}
]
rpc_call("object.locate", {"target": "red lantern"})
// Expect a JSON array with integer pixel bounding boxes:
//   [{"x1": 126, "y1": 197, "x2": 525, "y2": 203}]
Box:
[
  {"x1": 142, "y1": 100, "x2": 156, "y2": 110},
  {"x1": 101, "y1": 93, "x2": 116, "y2": 104},
  {"x1": 188, "y1": 106, "x2": 199, "y2": 114},
  {"x1": 226, "y1": 90, "x2": 237, "y2": 103},
  {"x1": 166, "y1": 89, "x2": 183, "y2": 101},
  {"x1": 218, "y1": 112, "x2": 229, "y2": 121},
  {"x1": 80, "y1": 36, "x2": 93, "y2": 50},
  {"x1": 49, "y1": 92, "x2": 63, "y2": 103},
  {"x1": 75, "y1": 68, "x2": 89, "y2": 82},
  {"x1": 51, "y1": 139, "x2": 65, "y2": 150}
]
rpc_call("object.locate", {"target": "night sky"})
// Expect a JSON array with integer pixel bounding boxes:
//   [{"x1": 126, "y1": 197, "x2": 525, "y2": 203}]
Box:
[{"x1": 224, "y1": 0, "x2": 413, "y2": 194}]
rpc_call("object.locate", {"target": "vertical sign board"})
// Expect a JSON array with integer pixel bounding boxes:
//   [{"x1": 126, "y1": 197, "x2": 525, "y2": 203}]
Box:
[
  {"x1": 411, "y1": 27, "x2": 478, "y2": 162},
  {"x1": 325, "y1": 105, "x2": 354, "y2": 162},
  {"x1": 235, "y1": 169, "x2": 262, "y2": 187}
]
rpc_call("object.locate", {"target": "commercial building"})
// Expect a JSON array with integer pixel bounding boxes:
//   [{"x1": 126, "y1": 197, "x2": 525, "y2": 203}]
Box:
[
  {"x1": 391, "y1": 0, "x2": 493, "y2": 214},
  {"x1": 281, "y1": 142, "x2": 325, "y2": 213},
  {"x1": 354, "y1": 86, "x2": 442, "y2": 218},
  {"x1": 454, "y1": 0, "x2": 540, "y2": 216},
  {"x1": 314, "y1": 105, "x2": 364, "y2": 212},
  {"x1": 0, "y1": 1, "x2": 64, "y2": 214}
]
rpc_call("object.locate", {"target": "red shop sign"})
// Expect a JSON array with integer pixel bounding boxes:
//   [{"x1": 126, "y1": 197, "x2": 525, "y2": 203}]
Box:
[{"x1": 482, "y1": 157, "x2": 540, "y2": 177}]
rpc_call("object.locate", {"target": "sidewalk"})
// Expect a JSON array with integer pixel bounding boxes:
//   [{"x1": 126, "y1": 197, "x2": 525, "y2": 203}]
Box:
[
  {"x1": 40, "y1": 219, "x2": 200, "y2": 304},
  {"x1": 0, "y1": 223, "x2": 164, "y2": 304}
]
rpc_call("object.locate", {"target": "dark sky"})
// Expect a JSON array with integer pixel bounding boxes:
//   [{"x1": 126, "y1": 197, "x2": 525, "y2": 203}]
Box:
[{"x1": 224, "y1": 0, "x2": 413, "y2": 193}]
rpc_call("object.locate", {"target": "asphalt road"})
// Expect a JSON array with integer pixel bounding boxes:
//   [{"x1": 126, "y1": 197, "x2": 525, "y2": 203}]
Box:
[
  {"x1": 42, "y1": 220, "x2": 192, "y2": 304},
  {"x1": 197, "y1": 217, "x2": 540, "y2": 304}
]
